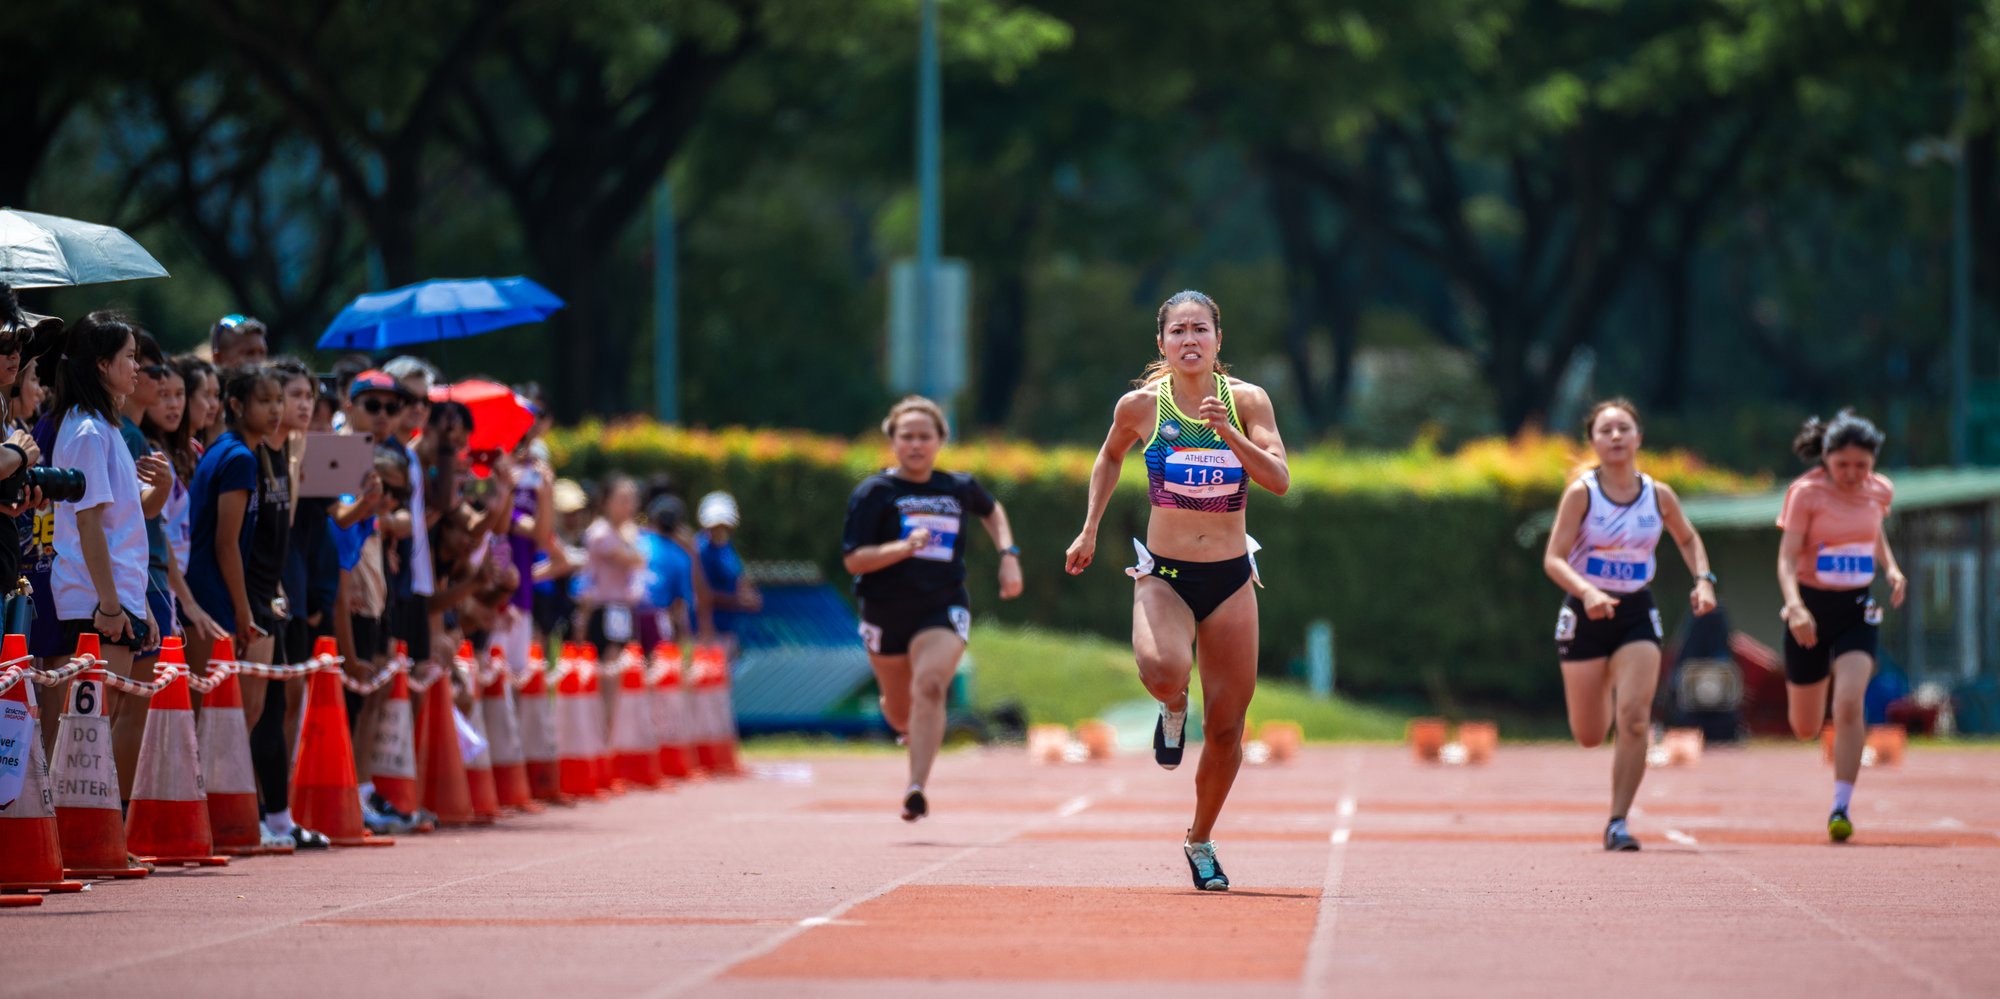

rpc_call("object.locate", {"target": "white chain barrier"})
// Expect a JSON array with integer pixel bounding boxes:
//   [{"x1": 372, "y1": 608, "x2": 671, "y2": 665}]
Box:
[{"x1": 0, "y1": 653, "x2": 101, "y2": 695}]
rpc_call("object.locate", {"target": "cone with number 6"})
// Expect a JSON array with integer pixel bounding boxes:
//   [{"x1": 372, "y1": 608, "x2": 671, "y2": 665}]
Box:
[{"x1": 48, "y1": 634, "x2": 149, "y2": 878}]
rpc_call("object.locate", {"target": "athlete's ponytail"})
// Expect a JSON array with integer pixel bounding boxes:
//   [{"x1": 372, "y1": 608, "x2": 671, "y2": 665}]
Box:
[
  {"x1": 1793, "y1": 408, "x2": 1884, "y2": 465},
  {"x1": 882, "y1": 395, "x2": 949, "y2": 441},
  {"x1": 1138, "y1": 289, "x2": 1231, "y2": 385}
]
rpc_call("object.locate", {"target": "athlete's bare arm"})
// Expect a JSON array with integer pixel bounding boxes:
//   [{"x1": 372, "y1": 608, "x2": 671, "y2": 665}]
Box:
[
  {"x1": 1064, "y1": 390, "x2": 1152, "y2": 575},
  {"x1": 1209, "y1": 379, "x2": 1288, "y2": 495},
  {"x1": 1543, "y1": 480, "x2": 1619, "y2": 619},
  {"x1": 843, "y1": 532, "x2": 929, "y2": 577},
  {"x1": 1777, "y1": 519, "x2": 1816, "y2": 648},
  {"x1": 979, "y1": 502, "x2": 1023, "y2": 600},
  {"x1": 1875, "y1": 533, "x2": 1907, "y2": 608},
  {"x1": 1655, "y1": 482, "x2": 1716, "y2": 616}
]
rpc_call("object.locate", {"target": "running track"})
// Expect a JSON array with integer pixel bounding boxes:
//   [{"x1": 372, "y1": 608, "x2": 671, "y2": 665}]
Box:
[{"x1": 5, "y1": 744, "x2": 1996, "y2": 997}]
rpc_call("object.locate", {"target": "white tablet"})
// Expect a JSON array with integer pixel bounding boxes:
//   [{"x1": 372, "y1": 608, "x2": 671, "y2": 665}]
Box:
[{"x1": 298, "y1": 432, "x2": 376, "y2": 498}]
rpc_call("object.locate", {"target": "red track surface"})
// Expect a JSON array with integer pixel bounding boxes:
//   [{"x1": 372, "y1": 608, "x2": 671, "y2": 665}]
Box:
[{"x1": 4, "y1": 744, "x2": 1996, "y2": 997}]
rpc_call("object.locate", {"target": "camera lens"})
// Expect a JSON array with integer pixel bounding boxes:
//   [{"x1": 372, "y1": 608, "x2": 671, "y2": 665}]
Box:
[{"x1": 26, "y1": 466, "x2": 87, "y2": 503}]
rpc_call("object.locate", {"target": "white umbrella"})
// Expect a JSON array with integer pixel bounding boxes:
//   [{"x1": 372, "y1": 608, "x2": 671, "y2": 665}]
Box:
[{"x1": 0, "y1": 209, "x2": 169, "y2": 289}]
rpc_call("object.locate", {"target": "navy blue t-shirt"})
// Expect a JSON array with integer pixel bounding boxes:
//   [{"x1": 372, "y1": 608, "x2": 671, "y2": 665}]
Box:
[{"x1": 184, "y1": 431, "x2": 260, "y2": 631}]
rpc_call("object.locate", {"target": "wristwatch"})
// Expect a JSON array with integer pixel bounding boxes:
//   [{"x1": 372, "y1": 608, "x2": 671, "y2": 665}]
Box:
[
  {"x1": 1696, "y1": 572, "x2": 1718, "y2": 585},
  {"x1": 1000, "y1": 545, "x2": 1020, "y2": 558}
]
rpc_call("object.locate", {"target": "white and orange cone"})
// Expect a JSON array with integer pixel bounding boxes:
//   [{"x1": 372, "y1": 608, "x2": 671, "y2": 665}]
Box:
[
  {"x1": 0, "y1": 638, "x2": 87, "y2": 895},
  {"x1": 199, "y1": 638, "x2": 291, "y2": 856},
  {"x1": 611, "y1": 645, "x2": 663, "y2": 789},
  {"x1": 49, "y1": 634, "x2": 149, "y2": 879},
  {"x1": 518, "y1": 648, "x2": 567, "y2": 805},
  {"x1": 482, "y1": 647, "x2": 537, "y2": 812},
  {"x1": 124, "y1": 645, "x2": 227, "y2": 868},
  {"x1": 649, "y1": 642, "x2": 692, "y2": 780},
  {"x1": 369, "y1": 666, "x2": 421, "y2": 820}
]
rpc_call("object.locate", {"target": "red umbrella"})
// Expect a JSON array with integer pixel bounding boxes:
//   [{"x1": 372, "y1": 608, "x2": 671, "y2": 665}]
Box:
[{"x1": 430, "y1": 380, "x2": 536, "y2": 453}]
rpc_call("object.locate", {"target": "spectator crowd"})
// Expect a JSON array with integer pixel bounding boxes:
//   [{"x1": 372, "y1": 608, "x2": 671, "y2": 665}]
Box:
[{"x1": 0, "y1": 285, "x2": 762, "y2": 851}]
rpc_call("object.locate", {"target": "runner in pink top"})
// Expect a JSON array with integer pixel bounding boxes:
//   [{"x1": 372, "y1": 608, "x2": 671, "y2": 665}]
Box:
[{"x1": 1775, "y1": 408, "x2": 1906, "y2": 843}]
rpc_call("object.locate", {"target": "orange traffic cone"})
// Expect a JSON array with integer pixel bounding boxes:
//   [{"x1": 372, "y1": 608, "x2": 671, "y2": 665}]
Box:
[
  {"x1": 369, "y1": 667, "x2": 421, "y2": 818},
  {"x1": 555, "y1": 647, "x2": 603, "y2": 799},
  {"x1": 415, "y1": 670, "x2": 477, "y2": 825},
  {"x1": 610, "y1": 646, "x2": 662, "y2": 789},
  {"x1": 582, "y1": 647, "x2": 621, "y2": 794},
  {"x1": 0, "y1": 641, "x2": 87, "y2": 895},
  {"x1": 517, "y1": 658, "x2": 567, "y2": 805},
  {"x1": 454, "y1": 643, "x2": 502, "y2": 823},
  {"x1": 692, "y1": 645, "x2": 741, "y2": 775},
  {"x1": 124, "y1": 646, "x2": 227, "y2": 868},
  {"x1": 48, "y1": 634, "x2": 149, "y2": 879},
  {"x1": 651, "y1": 643, "x2": 692, "y2": 779},
  {"x1": 482, "y1": 648, "x2": 537, "y2": 812},
  {"x1": 292, "y1": 638, "x2": 393, "y2": 847},
  {"x1": 199, "y1": 638, "x2": 290, "y2": 856}
]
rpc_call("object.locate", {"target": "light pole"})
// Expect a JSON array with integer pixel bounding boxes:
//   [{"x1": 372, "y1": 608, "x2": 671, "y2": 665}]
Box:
[{"x1": 916, "y1": 0, "x2": 942, "y2": 404}]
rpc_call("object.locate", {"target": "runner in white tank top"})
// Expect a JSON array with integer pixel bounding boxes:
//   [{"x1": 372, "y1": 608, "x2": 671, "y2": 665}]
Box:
[
  {"x1": 1566, "y1": 470, "x2": 1663, "y2": 595},
  {"x1": 1542, "y1": 399, "x2": 1717, "y2": 852}
]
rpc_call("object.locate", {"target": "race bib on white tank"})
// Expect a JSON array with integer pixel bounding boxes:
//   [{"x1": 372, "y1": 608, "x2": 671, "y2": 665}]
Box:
[
  {"x1": 900, "y1": 513, "x2": 960, "y2": 563},
  {"x1": 1582, "y1": 548, "x2": 1652, "y2": 593},
  {"x1": 1163, "y1": 448, "x2": 1244, "y2": 499},
  {"x1": 1814, "y1": 542, "x2": 1876, "y2": 588}
]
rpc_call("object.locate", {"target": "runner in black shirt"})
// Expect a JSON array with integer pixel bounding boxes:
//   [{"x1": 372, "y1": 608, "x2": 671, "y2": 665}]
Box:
[{"x1": 842, "y1": 397, "x2": 1021, "y2": 821}]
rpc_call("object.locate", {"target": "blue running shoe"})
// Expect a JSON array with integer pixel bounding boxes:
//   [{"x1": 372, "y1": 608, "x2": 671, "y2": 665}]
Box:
[{"x1": 1183, "y1": 837, "x2": 1229, "y2": 891}]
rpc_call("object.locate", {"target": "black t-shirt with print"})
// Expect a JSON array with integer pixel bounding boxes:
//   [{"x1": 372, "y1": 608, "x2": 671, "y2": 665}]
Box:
[{"x1": 842, "y1": 470, "x2": 995, "y2": 603}]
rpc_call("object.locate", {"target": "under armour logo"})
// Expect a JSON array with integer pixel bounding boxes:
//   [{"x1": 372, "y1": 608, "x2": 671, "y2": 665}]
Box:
[{"x1": 1157, "y1": 567, "x2": 1179, "y2": 579}]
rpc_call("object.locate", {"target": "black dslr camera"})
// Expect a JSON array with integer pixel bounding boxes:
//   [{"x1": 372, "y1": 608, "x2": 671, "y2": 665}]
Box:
[{"x1": 0, "y1": 465, "x2": 86, "y2": 506}]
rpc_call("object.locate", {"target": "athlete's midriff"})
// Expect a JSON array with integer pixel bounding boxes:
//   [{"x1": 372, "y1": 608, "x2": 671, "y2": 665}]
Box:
[{"x1": 1145, "y1": 506, "x2": 1249, "y2": 562}]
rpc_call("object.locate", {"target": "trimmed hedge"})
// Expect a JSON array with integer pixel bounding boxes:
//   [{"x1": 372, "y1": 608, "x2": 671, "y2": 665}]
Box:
[{"x1": 547, "y1": 421, "x2": 1764, "y2": 709}]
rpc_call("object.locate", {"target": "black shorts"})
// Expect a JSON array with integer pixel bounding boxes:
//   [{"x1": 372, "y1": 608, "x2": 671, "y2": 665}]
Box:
[
  {"x1": 389, "y1": 594, "x2": 431, "y2": 663},
  {"x1": 351, "y1": 614, "x2": 385, "y2": 662},
  {"x1": 1783, "y1": 585, "x2": 1879, "y2": 685},
  {"x1": 61, "y1": 606, "x2": 154, "y2": 653},
  {"x1": 1555, "y1": 588, "x2": 1662, "y2": 661},
  {"x1": 1145, "y1": 552, "x2": 1253, "y2": 622},
  {"x1": 282, "y1": 615, "x2": 312, "y2": 665},
  {"x1": 858, "y1": 592, "x2": 971, "y2": 657}
]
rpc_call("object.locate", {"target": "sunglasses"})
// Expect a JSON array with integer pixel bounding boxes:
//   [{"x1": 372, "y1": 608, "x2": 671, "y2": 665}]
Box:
[
  {"x1": 360, "y1": 397, "x2": 405, "y2": 416},
  {"x1": 139, "y1": 363, "x2": 169, "y2": 379}
]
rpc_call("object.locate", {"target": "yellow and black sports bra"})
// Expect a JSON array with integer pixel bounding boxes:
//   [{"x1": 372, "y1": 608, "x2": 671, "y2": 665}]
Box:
[{"x1": 1143, "y1": 372, "x2": 1247, "y2": 513}]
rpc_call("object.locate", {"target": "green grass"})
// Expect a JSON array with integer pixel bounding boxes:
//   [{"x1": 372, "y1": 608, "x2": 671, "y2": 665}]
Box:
[{"x1": 967, "y1": 624, "x2": 1410, "y2": 742}]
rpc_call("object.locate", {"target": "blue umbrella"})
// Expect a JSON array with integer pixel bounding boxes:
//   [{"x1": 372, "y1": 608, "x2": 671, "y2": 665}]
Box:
[{"x1": 316, "y1": 276, "x2": 564, "y2": 351}]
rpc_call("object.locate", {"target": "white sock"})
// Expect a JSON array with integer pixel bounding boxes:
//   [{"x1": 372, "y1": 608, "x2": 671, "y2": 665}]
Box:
[
  {"x1": 357, "y1": 781, "x2": 376, "y2": 801},
  {"x1": 907, "y1": 783, "x2": 924, "y2": 794},
  {"x1": 1833, "y1": 781, "x2": 1854, "y2": 813},
  {"x1": 265, "y1": 808, "x2": 295, "y2": 835}
]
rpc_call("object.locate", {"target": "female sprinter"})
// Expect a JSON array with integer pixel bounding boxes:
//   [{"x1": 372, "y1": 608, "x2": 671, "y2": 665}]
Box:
[
  {"x1": 842, "y1": 396, "x2": 1022, "y2": 822},
  {"x1": 1542, "y1": 399, "x2": 1716, "y2": 851},
  {"x1": 1063, "y1": 289, "x2": 1289, "y2": 891},
  {"x1": 1776, "y1": 409, "x2": 1902, "y2": 843}
]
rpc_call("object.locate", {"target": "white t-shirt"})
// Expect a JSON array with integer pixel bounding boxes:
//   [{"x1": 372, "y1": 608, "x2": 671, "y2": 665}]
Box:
[
  {"x1": 403, "y1": 438, "x2": 434, "y2": 596},
  {"x1": 52, "y1": 410, "x2": 150, "y2": 621},
  {"x1": 166, "y1": 466, "x2": 190, "y2": 571}
]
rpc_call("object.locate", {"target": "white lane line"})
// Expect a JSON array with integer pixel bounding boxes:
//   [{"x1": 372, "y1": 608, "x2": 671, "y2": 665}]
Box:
[
  {"x1": 647, "y1": 784, "x2": 1108, "y2": 999},
  {"x1": 1686, "y1": 842, "x2": 1965, "y2": 998},
  {"x1": 1301, "y1": 754, "x2": 1361, "y2": 997},
  {"x1": 10, "y1": 834, "x2": 659, "y2": 995},
  {"x1": 1664, "y1": 829, "x2": 1699, "y2": 847}
]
